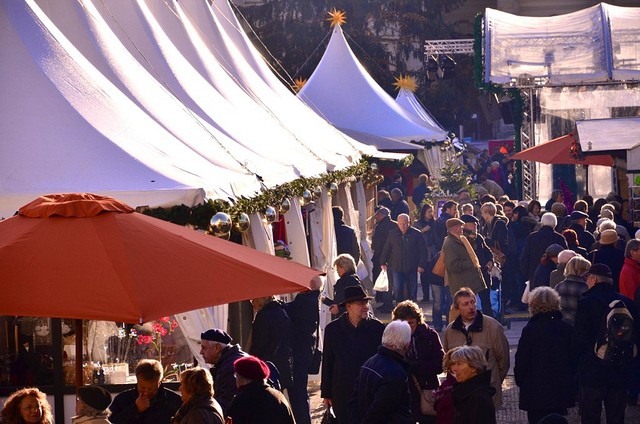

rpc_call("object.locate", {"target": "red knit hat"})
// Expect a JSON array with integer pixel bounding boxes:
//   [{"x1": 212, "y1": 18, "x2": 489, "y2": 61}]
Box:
[{"x1": 234, "y1": 356, "x2": 270, "y2": 380}]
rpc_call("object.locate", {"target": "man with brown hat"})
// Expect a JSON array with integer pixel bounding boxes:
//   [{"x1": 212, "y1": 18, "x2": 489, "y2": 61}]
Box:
[
  {"x1": 590, "y1": 229, "x2": 625, "y2": 292},
  {"x1": 226, "y1": 356, "x2": 295, "y2": 424},
  {"x1": 199, "y1": 328, "x2": 248, "y2": 415},
  {"x1": 442, "y1": 217, "x2": 492, "y2": 317},
  {"x1": 321, "y1": 286, "x2": 385, "y2": 423}
]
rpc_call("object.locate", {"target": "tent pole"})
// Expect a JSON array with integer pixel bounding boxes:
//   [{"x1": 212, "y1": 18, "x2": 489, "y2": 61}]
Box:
[{"x1": 585, "y1": 165, "x2": 590, "y2": 196}]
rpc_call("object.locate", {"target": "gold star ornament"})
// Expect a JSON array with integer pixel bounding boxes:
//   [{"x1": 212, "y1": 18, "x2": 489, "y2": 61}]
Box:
[
  {"x1": 393, "y1": 75, "x2": 417, "y2": 92},
  {"x1": 291, "y1": 77, "x2": 307, "y2": 92},
  {"x1": 327, "y1": 9, "x2": 346, "y2": 27}
]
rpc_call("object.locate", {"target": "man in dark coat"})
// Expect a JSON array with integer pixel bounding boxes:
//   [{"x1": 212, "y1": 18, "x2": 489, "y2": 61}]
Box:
[
  {"x1": 371, "y1": 206, "x2": 396, "y2": 312},
  {"x1": 433, "y1": 201, "x2": 458, "y2": 251},
  {"x1": 349, "y1": 321, "x2": 413, "y2": 423},
  {"x1": 411, "y1": 174, "x2": 431, "y2": 210},
  {"x1": 110, "y1": 359, "x2": 182, "y2": 424},
  {"x1": 572, "y1": 263, "x2": 640, "y2": 424},
  {"x1": 200, "y1": 329, "x2": 248, "y2": 415},
  {"x1": 461, "y1": 214, "x2": 495, "y2": 318},
  {"x1": 590, "y1": 229, "x2": 625, "y2": 292},
  {"x1": 321, "y1": 286, "x2": 385, "y2": 424},
  {"x1": 520, "y1": 212, "x2": 567, "y2": 282},
  {"x1": 568, "y1": 210, "x2": 596, "y2": 252},
  {"x1": 480, "y1": 202, "x2": 509, "y2": 257},
  {"x1": 227, "y1": 356, "x2": 295, "y2": 424},
  {"x1": 250, "y1": 296, "x2": 294, "y2": 390},
  {"x1": 332, "y1": 206, "x2": 360, "y2": 263},
  {"x1": 380, "y1": 213, "x2": 427, "y2": 303},
  {"x1": 389, "y1": 188, "x2": 410, "y2": 221},
  {"x1": 285, "y1": 287, "x2": 320, "y2": 424}
]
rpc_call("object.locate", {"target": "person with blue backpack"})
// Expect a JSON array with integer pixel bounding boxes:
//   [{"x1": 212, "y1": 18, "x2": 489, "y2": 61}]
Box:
[{"x1": 572, "y1": 263, "x2": 640, "y2": 424}]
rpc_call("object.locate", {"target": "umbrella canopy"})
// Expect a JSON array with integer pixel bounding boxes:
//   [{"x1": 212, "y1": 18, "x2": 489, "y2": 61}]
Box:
[
  {"x1": 509, "y1": 133, "x2": 614, "y2": 167},
  {"x1": 0, "y1": 193, "x2": 321, "y2": 323}
]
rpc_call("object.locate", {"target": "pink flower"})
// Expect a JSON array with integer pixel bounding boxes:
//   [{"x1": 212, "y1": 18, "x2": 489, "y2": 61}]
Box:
[{"x1": 158, "y1": 317, "x2": 170, "y2": 323}]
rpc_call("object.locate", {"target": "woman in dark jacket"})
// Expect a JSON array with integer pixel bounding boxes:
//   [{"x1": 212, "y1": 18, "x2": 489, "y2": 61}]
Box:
[
  {"x1": 415, "y1": 203, "x2": 437, "y2": 302},
  {"x1": 514, "y1": 287, "x2": 574, "y2": 424},
  {"x1": 506, "y1": 206, "x2": 536, "y2": 309},
  {"x1": 562, "y1": 229, "x2": 588, "y2": 258},
  {"x1": 326, "y1": 254, "x2": 365, "y2": 318},
  {"x1": 173, "y1": 367, "x2": 224, "y2": 424},
  {"x1": 393, "y1": 301, "x2": 444, "y2": 423},
  {"x1": 530, "y1": 244, "x2": 563, "y2": 290},
  {"x1": 447, "y1": 345, "x2": 496, "y2": 424}
]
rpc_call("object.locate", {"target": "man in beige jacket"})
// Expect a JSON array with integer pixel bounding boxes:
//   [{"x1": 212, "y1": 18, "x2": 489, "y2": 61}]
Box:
[{"x1": 444, "y1": 287, "x2": 510, "y2": 408}]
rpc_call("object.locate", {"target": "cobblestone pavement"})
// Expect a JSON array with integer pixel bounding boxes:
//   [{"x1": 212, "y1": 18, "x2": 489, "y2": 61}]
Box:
[{"x1": 307, "y1": 300, "x2": 640, "y2": 423}]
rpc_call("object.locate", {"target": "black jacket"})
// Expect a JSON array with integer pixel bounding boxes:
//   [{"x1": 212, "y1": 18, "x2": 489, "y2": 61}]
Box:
[
  {"x1": 321, "y1": 315, "x2": 385, "y2": 423},
  {"x1": 514, "y1": 311, "x2": 575, "y2": 412},
  {"x1": 250, "y1": 300, "x2": 293, "y2": 389},
  {"x1": 568, "y1": 223, "x2": 596, "y2": 252},
  {"x1": 371, "y1": 216, "x2": 396, "y2": 263},
  {"x1": 434, "y1": 212, "x2": 455, "y2": 251},
  {"x1": 110, "y1": 386, "x2": 182, "y2": 424},
  {"x1": 349, "y1": 346, "x2": 412, "y2": 424},
  {"x1": 210, "y1": 344, "x2": 248, "y2": 415},
  {"x1": 571, "y1": 282, "x2": 640, "y2": 387},
  {"x1": 590, "y1": 245, "x2": 625, "y2": 292},
  {"x1": 380, "y1": 226, "x2": 427, "y2": 273},
  {"x1": 226, "y1": 380, "x2": 295, "y2": 424},
  {"x1": 328, "y1": 273, "x2": 365, "y2": 317},
  {"x1": 452, "y1": 370, "x2": 496, "y2": 424},
  {"x1": 334, "y1": 218, "x2": 360, "y2": 263},
  {"x1": 520, "y1": 226, "x2": 567, "y2": 281},
  {"x1": 170, "y1": 395, "x2": 224, "y2": 424}
]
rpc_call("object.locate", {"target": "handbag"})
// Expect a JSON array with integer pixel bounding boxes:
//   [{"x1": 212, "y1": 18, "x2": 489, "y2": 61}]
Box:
[
  {"x1": 411, "y1": 375, "x2": 436, "y2": 416},
  {"x1": 373, "y1": 269, "x2": 389, "y2": 292},
  {"x1": 432, "y1": 251, "x2": 445, "y2": 277},
  {"x1": 308, "y1": 311, "x2": 322, "y2": 374}
]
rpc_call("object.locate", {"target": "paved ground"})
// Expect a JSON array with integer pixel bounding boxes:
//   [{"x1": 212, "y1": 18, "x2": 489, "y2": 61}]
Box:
[{"x1": 307, "y1": 300, "x2": 640, "y2": 423}]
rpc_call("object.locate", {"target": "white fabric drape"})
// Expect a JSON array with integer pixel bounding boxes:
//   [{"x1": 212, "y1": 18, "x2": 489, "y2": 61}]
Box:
[
  {"x1": 174, "y1": 306, "x2": 228, "y2": 368},
  {"x1": 283, "y1": 196, "x2": 310, "y2": 266},
  {"x1": 355, "y1": 180, "x2": 374, "y2": 284},
  {"x1": 246, "y1": 213, "x2": 275, "y2": 255},
  {"x1": 419, "y1": 147, "x2": 457, "y2": 181}
]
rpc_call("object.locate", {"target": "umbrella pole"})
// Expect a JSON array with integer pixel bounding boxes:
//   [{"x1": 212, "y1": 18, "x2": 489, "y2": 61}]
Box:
[
  {"x1": 585, "y1": 165, "x2": 590, "y2": 196},
  {"x1": 75, "y1": 319, "x2": 83, "y2": 387},
  {"x1": 51, "y1": 318, "x2": 65, "y2": 424}
]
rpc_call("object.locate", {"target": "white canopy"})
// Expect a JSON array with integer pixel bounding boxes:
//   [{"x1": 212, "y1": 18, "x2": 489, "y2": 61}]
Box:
[
  {"x1": 576, "y1": 117, "x2": 640, "y2": 151},
  {"x1": 395, "y1": 88, "x2": 446, "y2": 133},
  {"x1": 0, "y1": 0, "x2": 377, "y2": 218},
  {"x1": 485, "y1": 3, "x2": 640, "y2": 85},
  {"x1": 297, "y1": 25, "x2": 448, "y2": 143}
]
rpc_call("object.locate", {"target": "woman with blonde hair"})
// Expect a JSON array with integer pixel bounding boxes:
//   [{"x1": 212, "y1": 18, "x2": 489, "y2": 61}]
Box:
[
  {"x1": 172, "y1": 367, "x2": 224, "y2": 424},
  {"x1": 554, "y1": 256, "x2": 590, "y2": 325},
  {"x1": 446, "y1": 345, "x2": 496, "y2": 424},
  {"x1": 1, "y1": 387, "x2": 53, "y2": 424},
  {"x1": 514, "y1": 287, "x2": 574, "y2": 424}
]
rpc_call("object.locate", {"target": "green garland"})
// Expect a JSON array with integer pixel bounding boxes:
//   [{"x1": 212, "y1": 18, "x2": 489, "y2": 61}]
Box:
[{"x1": 142, "y1": 159, "x2": 381, "y2": 230}]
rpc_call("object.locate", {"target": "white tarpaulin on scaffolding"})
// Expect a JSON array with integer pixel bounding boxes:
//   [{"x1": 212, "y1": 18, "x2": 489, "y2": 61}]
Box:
[{"x1": 484, "y1": 3, "x2": 640, "y2": 84}]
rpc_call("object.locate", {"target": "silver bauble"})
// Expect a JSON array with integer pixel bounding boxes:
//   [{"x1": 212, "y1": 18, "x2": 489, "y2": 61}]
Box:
[
  {"x1": 370, "y1": 163, "x2": 379, "y2": 173},
  {"x1": 264, "y1": 206, "x2": 277, "y2": 223},
  {"x1": 328, "y1": 182, "x2": 338, "y2": 196},
  {"x1": 313, "y1": 186, "x2": 322, "y2": 200},
  {"x1": 209, "y1": 212, "x2": 232, "y2": 236},
  {"x1": 278, "y1": 198, "x2": 291, "y2": 214},
  {"x1": 234, "y1": 213, "x2": 250, "y2": 233},
  {"x1": 301, "y1": 189, "x2": 312, "y2": 205}
]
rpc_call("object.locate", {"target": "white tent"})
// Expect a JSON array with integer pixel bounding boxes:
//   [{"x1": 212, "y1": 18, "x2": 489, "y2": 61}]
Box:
[
  {"x1": 297, "y1": 24, "x2": 448, "y2": 143},
  {"x1": 0, "y1": 0, "x2": 378, "y2": 218},
  {"x1": 484, "y1": 3, "x2": 640, "y2": 84},
  {"x1": 395, "y1": 88, "x2": 445, "y2": 133}
]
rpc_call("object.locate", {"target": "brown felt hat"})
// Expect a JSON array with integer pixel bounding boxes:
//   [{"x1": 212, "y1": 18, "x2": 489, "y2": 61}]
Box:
[{"x1": 446, "y1": 218, "x2": 464, "y2": 229}]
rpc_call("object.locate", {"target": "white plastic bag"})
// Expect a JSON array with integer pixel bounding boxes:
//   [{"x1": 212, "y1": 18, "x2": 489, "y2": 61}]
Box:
[
  {"x1": 373, "y1": 269, "x2": 389, "y2": 292},
  {"x1": 521, "y1": 281, "x2": 530, "y2": 304}
]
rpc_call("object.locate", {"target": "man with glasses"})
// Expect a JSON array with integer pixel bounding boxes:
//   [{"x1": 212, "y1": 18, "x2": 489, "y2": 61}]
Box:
[
  {"x1": 321, "y1": 286, "x2": 384, "y2": 424},
  {"x1": 110, "y1": 359, "x2": 181, "y2": 424}
]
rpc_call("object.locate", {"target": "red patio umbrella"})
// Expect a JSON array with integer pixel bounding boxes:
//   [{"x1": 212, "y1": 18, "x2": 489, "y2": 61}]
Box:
[
  {"x1": 0, "y1": 193, "x2": 321, "y2": 323},
  {"x1": 509, "y1": 133, "x2": 614, "y2": 167}
]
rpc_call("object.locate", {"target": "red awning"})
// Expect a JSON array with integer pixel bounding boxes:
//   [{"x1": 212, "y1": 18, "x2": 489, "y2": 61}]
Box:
[{"x1": 509, "y1": 134, "x2": 614, "y2": 167}]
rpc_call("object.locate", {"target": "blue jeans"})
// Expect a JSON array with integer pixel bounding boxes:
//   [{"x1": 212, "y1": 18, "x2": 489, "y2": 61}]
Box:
[
  {"x1": 431, "y1": 284, "x2": 452, "y2": 330},
  {"x1": 392, "y1": 271, "x2": 418, "y2": 303}
]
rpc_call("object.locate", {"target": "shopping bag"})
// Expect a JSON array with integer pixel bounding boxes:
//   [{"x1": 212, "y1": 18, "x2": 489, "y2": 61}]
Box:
[
  {"x1": 432, "y1": 251, "x2": 445, "y2": 277},
  {"x1": 521, "y1": 281, "x2": 530, "y2": 304},
  {"x1": 373, "y1": 269, "x2": 389, "y2": 292}
]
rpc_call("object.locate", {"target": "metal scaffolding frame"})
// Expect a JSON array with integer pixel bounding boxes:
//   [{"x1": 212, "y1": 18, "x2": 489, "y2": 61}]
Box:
[{"x1": 424, "y1": 39, "x2": 474, "y2": 56}]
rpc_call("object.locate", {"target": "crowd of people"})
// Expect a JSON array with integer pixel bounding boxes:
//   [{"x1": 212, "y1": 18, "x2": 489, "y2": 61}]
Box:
[{"x1": 3, "y1": 176, "x2": 640, "y2": 424}]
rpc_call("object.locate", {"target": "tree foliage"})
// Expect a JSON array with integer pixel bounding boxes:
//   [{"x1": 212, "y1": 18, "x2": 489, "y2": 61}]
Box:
[{"x1": 235, "y1": 0, "x2": 473, "y2": 132}]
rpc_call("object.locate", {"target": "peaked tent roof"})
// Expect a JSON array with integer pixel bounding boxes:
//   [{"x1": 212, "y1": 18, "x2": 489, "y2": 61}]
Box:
[
  {"x1": 395, "y1": 88, "x2": 445, "y2": 133},
  {"x1": 1, "y1": 0, "x2": 380, "y2": 218},
  {"x1": 297, "y1": 25, "x2": 448, "y2": 143}
]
